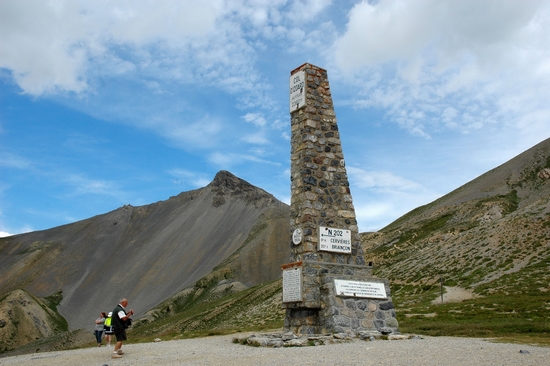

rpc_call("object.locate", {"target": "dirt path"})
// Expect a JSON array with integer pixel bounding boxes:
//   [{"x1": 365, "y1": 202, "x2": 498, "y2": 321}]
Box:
[
  {"x1": 431, "y1": 286, "x2": 479, "y2": 304},
  {"x1": 0, "y1": 333, "x2": 547, "y2": 366}
]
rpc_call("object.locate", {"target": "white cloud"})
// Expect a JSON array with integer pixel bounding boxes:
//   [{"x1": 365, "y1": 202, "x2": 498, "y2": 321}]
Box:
[
  {"x1": 286, "y1": 0, "x2": 332, "y2": 23},
  {"x1": 242, "y1": 113, "x2": 267, "y2": 127},
  {"x1": 0, "y1": 0, "x2": 225, "y2": 96},
  {"x1": 0, "y1": 214, "x2": 33, "y2": 237},
  {"x1": 0, "y1": 218, "x2": 32, "y2": 237},
  {"x1": 239, "y1": 113, "x2": 272, "y2": 145},
  {"x1": 0, "y1": 0, "x2": 337, "y2": 99},
  {"x1": 63, "y1": 174, "x2": 120, "y2": 197},
  {"x1": 208, "y1": 151, "x2": 281, "y2": 168},
  {"x1": 168, "y1": 169, "x2": 211, "y2": 188},
  {"x1": 347, "y1": 166, "x2": 421, "y2": 193},
  {"x1": 0, "y1": 0, "x2": 339, "y2": 163},
  {"x1": 49, "y1": 172, "x2": 130, "y2": 206},
  {"x1": 0, "y1": 152, "x2": 31, "y2": 169},
  {"x1": 209, "y1": 152, "x2": 234, "y2": 167},
  {"x1": 0, "y1": 1, "x2": 233, "y2": 97},
  {"x1": 107, "y1": 0, "x2": 220, "y2": 44},
  {"x1": 241, "y1": 132, "x2": 270, "y2": 145},
  {"x1": 160, "y1": 116, "x2": 225, "y2": 149},
  {"x1": 0, "y1": 1, "x2": 92, "y2": 95},
  {"x1": 347, "y1": 165, "x2": 443, "y2": 231},
  {"x1": 332, "y1": 0, "x2": 550, "y2": 141},
  {"x1": 335, "y1": 0, "x2": 545, "y2": 71}
]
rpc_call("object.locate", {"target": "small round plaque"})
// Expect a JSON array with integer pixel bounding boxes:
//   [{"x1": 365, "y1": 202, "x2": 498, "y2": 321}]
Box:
[{"x1": 292, "y1": 228, "x2": 303, "y2": 245}]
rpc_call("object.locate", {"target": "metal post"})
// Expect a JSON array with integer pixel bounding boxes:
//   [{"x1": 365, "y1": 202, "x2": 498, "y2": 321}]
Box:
[{"x1": 440, "y1": 277, "x2": 444, "y2": 303}]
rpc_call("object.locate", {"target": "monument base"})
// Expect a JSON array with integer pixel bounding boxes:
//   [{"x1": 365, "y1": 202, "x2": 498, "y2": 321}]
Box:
[{"x1": 282, "y1": 261, "x2": 398, "y2": 335}]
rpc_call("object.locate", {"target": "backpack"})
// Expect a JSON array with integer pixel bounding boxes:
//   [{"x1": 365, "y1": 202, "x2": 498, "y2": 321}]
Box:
[{"x1": 104, "y1": 316, "x2": 112, "y2": 331}]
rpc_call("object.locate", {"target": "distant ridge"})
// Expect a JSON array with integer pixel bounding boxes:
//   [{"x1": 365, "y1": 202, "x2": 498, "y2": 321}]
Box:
[
  {"x1": 384, "y1": 137, "x2": 550, "y2": 230},
  {"x1": 363, "y1": 137, "x2": 550, "y2": 289}
]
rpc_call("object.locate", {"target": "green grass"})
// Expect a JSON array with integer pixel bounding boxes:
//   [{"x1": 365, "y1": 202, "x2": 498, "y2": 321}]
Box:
[
  {"x1": 392, "y1": 264, "x2": 550, "y2": 344},
  {"x1": 128, "y1": 279, "x2": 285, "y2": 342},
  {"x1": 397, "y1": 293, "x2": 550, "y2": 340}
]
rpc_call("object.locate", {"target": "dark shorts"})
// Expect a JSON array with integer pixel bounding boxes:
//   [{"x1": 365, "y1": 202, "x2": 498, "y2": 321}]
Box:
[{"x1": 114, "y1": 327, "x2": 127, "y2": 341}]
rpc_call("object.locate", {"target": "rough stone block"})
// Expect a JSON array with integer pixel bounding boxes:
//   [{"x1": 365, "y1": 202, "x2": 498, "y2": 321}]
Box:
[
  {"x1": 247, "y1": 336, "x2": 269, "y2": 347},
  {"x1": 379, "y1": 302, "x2": 394, "y2": 310},
  {"x1": 385, "y1": 317, "x2": 399, "y2": 328},
  {"x1": 361, "y1": 319, "x2": 374, "y2": 328},
  {"x1": 341, "y1": 308, "x2": 355, "y2": 318},
  {"x1": 344, "y1": 299, "x2": 357, "y2": 310},
  {"x1": 338, "y1": 210, "x2": 355, "y2": 218},
  {"x1": 334, "y1": 315, "x2": 351, "y2": 327}
]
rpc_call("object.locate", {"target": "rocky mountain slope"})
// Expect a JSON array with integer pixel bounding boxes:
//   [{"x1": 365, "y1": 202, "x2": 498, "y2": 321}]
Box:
[
  {"x1": 0, "y1": 171, "x2": 290, "y2": 347},
  {"x1": 361, "y1": 137, "x2": 550, "y2": 301},
  {"x1": 0, "y1": 289, "x2": 67, "y2": 353}
]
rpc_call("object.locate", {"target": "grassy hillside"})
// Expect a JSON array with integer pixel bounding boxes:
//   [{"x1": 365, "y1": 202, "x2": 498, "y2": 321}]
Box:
[
  {"x1": 360, "y1": 138, "x2": 550, "y2": 344},
  {"x1": 129, "y1": 278, "x2": 285, "y2": 341},
  {"x1": 0, "y1": 289, "x2": 68, "y2": 353}
]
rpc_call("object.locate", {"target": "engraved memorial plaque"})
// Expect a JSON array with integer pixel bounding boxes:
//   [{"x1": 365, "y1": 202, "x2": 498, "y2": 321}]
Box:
[
  {"x1": 334, "y1": 280, "x2": 387, "y2": 299},
  {"x1": 282, "y1": 266, "x2": 302, "y2": 302}
]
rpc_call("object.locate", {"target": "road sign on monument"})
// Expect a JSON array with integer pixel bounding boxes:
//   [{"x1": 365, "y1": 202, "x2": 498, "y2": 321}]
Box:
[
  {"x1": 289, "y1": 70, "x2": 306, "y2": 112},
  {"x1": 319, "y1": 226, "x2": 351, "y2": 253}
]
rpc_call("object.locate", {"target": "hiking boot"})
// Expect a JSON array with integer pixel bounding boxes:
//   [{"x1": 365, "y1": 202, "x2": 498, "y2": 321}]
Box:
[
  {"x1": 112, "y1": 353, "x2": 122, "y2": 358},
  {"x1": 117, "y1": 350, "x2": 125, "y2": 355}
]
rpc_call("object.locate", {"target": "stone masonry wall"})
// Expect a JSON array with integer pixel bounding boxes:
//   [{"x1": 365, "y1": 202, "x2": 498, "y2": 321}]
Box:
[
  {"x1": 284, "y1": 63, "x2": 398, "y2": 336},
  {"x1": 283, "y1": 261, "x2": 398, "y2": 335},
  {"x1": 319, "y1": 276, "x2": 398, "y2": 335},
  {"x1": 289, "y1": 63, "x2": 364, "y2": 266}
]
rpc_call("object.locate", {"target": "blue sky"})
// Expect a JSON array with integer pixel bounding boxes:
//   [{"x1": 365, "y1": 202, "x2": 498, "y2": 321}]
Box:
[{"x1": 1, "y1": 0, "x2": 550, "y2": 237}]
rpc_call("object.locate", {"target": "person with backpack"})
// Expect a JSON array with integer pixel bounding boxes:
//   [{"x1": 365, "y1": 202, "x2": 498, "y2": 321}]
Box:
[{"x1": 103, "y1": 312, "x2": 114, "y2": 347}]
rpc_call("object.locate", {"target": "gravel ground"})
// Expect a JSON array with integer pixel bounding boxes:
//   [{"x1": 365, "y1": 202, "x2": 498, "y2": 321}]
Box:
[{"x1": 0, "y1": 334, "x2": 548, "y2": 366}]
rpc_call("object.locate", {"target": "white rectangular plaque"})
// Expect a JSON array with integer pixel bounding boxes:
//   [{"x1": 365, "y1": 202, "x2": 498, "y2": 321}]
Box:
[
  {"x1": 319, "y1": 226, "x2": 352, "y2": 254},
  {"x1": 289, "y1": 70, "x2": 306, "y2": 112},
  {"x1": 282, "y1": 266, "x2": 302, "y2": 302},
  {"x1": 334, "y1": 280, "x2": 387, "y2": 299}
]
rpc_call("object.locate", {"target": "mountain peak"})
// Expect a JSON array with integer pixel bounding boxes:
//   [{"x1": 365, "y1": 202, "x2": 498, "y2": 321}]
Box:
[
  {"x1": 209, "y1": 170, "x2": 276, "y2": 207},
  {"x1": 210, "y1": 170, "x2": 248, "y2": 188}
]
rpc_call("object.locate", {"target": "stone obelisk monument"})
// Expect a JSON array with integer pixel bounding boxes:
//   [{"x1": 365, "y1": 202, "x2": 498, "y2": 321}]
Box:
[{"x1": 282, "y1": 63, "x2": 398, "y2": 336}]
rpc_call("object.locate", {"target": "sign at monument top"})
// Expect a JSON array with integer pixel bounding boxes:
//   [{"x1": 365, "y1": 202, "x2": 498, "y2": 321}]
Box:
[{"x1": 289, "y1": 70, "x2": 306, "y2": 112}]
